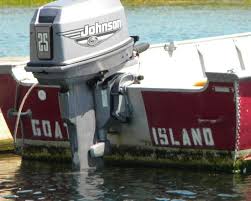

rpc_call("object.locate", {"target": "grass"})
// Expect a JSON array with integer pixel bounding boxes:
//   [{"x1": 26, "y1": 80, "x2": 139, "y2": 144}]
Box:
[
  {"x1": 0, "y1": 139, "x2": 14, "y2": 153},
  {"x1": 0, "y1": 0, "x2": 51, "y2": 7},
  {"x1": 1, "y1": 0, "x2": 251, "y2": 7},
  {"x1": 123, "y1": 0, "x2": 251, "y2": 6}
]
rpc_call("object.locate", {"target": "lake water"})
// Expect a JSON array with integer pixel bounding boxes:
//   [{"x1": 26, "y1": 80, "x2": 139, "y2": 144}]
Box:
[
  {"x1": 1, "y1": 5, "x2": 251, "y2": 201},
  {"x1": 1, "y1": 6, "x2": 251, "y2": 56},
  {"x1": 0, "y1": 154, "x2": 251, "y2": 201}
]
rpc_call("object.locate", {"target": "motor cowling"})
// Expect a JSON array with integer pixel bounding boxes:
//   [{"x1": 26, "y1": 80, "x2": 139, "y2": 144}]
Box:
[{"x1": 26, "y1": 0, "x2": 134, "y2": 83}]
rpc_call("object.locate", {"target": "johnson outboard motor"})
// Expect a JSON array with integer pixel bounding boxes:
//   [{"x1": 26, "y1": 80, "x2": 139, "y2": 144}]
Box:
[{"x1": 25, "y1": 0, "x2": 146, "y2": 169}]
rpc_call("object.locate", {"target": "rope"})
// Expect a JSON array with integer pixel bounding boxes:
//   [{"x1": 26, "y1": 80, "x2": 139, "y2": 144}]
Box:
[{"x1": 13, "y1": 82, "x2": 38, "y2": 147}]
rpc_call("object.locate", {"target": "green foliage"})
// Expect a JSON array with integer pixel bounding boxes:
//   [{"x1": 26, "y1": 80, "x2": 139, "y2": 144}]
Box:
[
  {"x1": 123, "y1": 0, "x2": 208, "y2": 6},
  {"x1": 1, "y1": 0, "x2": 251, "y2": 7},
  {"x1": 0, "y1": 0, "x2": 53, "y2": 7}
]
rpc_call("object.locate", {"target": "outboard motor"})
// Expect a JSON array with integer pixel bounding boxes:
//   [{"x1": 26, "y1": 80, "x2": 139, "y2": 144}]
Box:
[{"x1": 25, "y1": 0, "x2": 140, "y2": 169}]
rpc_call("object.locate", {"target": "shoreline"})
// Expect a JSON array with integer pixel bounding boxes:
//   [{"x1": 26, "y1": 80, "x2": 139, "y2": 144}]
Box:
[{"x1": 1, "y1": 0, "x2": 251, "y2": 7}]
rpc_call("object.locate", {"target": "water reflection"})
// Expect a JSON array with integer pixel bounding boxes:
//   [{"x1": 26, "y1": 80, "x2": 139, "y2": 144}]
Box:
[
  {"x1": 1, "y1": 155, "x2": 251, "y2": 200},
  {"x1": 0, "y1": 154, "x2": 21, "y2": 199}
]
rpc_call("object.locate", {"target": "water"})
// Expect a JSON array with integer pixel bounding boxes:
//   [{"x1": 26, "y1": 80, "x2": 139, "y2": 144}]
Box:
[
  {"x1": 1, "y1": 5, "x2": 251, "y2": 200},
  {"x1": 1, "y1": 6, "x2": 251, "y2": 56},
  {"x1": 0, "y1": 154, "x2": 251, "y2": 201}
]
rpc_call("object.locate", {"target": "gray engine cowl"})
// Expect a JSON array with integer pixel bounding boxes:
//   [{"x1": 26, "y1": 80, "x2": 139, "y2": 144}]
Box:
[{"x1": 27, "y1": 0, "x2": 133, "y2": 68}]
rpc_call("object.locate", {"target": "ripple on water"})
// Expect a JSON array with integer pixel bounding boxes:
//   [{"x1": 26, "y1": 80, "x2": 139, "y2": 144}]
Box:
[
  {"x1": 1, "y1": 194, "x2": 19, "y2": 199},
  {"x1": 166, "y1": 190, "x2": 197, "y2": 196},
  {"x1": 155, "y1": 197, "x2": 170, "y2": 201},
  {"x1": 217, "y1": 193, "x2": 239, "y2": 198},
  {"x1": 33, "y1": 191, "x2": 43, "y2": 195},
  {"x1": 170, "y1": 199, "x2": 186, "y2": 201},
  {"x1": 17, "y1": 189, "x2": 33, "y2": 194},
  {"x1": 47, "y1": 188, "x2": 56, "y2": 192}
]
